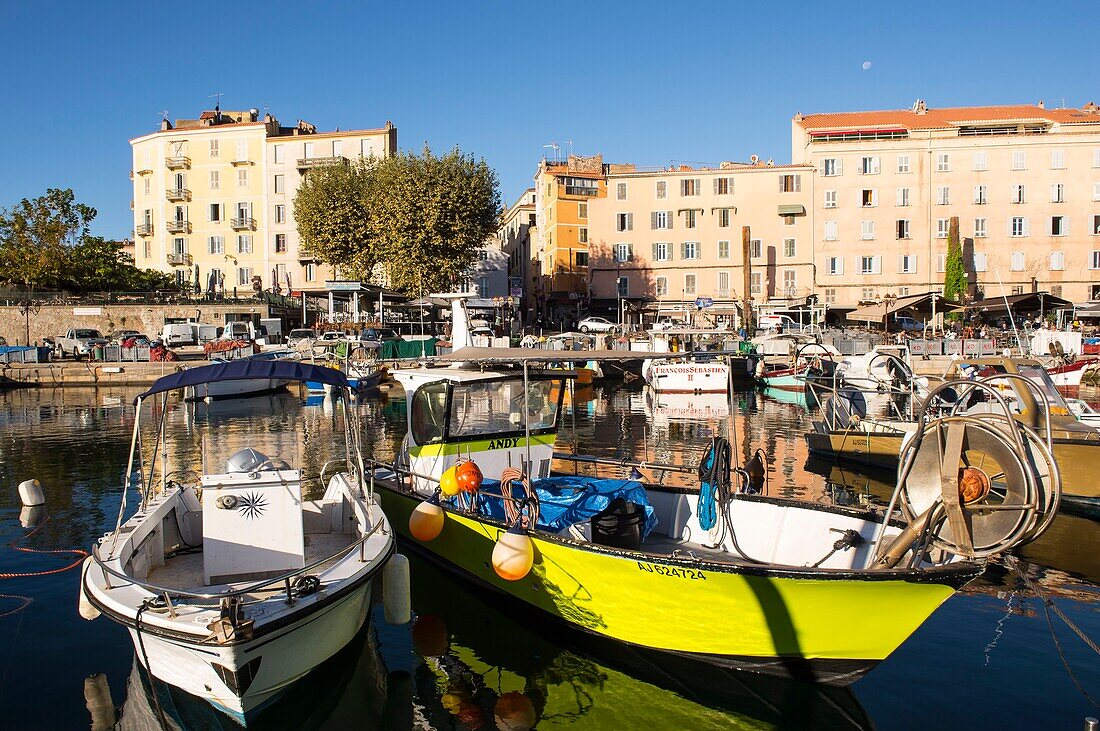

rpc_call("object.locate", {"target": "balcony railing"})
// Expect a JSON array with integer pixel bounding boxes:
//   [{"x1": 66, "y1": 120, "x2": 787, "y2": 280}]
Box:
[
  {"x1": 167, "y1": 252, "x2": 192, "y2": 266},
  {"x1": 166, "y1": 188, "x2": 191, "y2": 202},
  {"x1": 230, "y1": 216, "x2": 256, "y2": 230},
  {"x1": 296, "y1": 155, "x2": 348, "y2": 171},
  {"x1": 135, "y1": 223, "x2": 154, "y2": 236},
  {"x1": 165, "y1": 156, "x2": 191, "y2": 170},
  {"x1": 166, "y1": 220, "x2": 191, "y2": 234}
]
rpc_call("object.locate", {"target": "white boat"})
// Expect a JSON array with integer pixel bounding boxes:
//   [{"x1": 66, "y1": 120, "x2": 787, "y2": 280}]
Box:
[
  {"x1": 639, "y1": 328, "x2": 754, "y2": 393},
  {"x1": 1066, "y1": 397, "x2": 1100, "y2": 429},
  {"x1": 1043, "y1": 357, "x2": 1095, "y2": 388},
  {"x1": 835, "y1": 344, "x2": 928, "y2": 397},
  {"x1": 188, "y1": 350, "x2": 298, "y2": 400},
  {"x1": 80, "y1": 361, "x2": 399, "y2": 723}
]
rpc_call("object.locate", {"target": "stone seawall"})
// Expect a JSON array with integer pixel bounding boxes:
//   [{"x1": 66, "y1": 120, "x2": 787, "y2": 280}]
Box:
[
  {"x1": 0, "y1": 303, "x2": 273, "y2": 346},
  {"x1": 1, "y1": 361, "x2": 188, "y2": 387}
]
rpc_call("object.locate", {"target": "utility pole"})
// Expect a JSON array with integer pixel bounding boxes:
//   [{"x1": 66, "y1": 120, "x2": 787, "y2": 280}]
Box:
[{"x1": 742, "y1": 226, "x2": 753, "y2": 332}]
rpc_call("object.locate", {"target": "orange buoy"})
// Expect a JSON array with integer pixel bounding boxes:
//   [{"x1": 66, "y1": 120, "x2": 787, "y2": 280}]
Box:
[
  {"x1": 409, "y1": 494, "x2": 445, "y2": 541},
  {"x1": 440, "y1": 465, "x2": 461, "y2": 496},
  {"x1": 492, "y1": 525, "x2": 534, "y2": 581},
  {"x1": 494, "y1": 692, "x2": 537, "y2": 731},
  {"x1": 455, "y1": 460, "x2": 484, "y2": 493}
]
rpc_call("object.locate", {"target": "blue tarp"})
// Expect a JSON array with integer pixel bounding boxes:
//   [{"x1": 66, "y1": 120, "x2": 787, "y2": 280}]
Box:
[
  {"x1": 135, "y1": 360, "x2": 347, "y2": 403},
  {"x1": 455, "y1": 475, "x2": 657, "y2": 537}
]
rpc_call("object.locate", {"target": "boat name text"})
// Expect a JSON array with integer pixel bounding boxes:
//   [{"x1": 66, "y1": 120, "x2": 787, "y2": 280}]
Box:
[{"x1": 637, "y1": 561, "x2": 707, "y2": 580}]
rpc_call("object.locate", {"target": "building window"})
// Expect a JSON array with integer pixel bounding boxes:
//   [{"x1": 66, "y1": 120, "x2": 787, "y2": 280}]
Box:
[
  {"x1": 750, "y1": 239, "x2": 761, "y2": 259},
  {"x1": 275, "y1": 234, "x2": 287, "y2": 253},
  {"x1": 896, "y1": 187, "x2": 910, "y2": 207},
  {"x1": 143, "y1": 177, "x2": 150, "y2": 195},
  {"x1": 717, "y1": 208, "x2": 731, "y2": 227},
  {"x1": 898, "y1": 254, "x2": 917, "y2": 273},
  {"x1": 861, "y1": 156, "x2": 881, "y2": 175},
  {"x1": 827, "y1": 256, "x2": 844, "y2": 275},
  {"x1": 1051, "y1": 216, "x2": 1066, "y2": 236},
  {"x1": 655, "y1": 276, "x2": 668, "y2": 296},
  {"x1": 237, "y1": 267, "x2": 252, "y2": 287},
  {"x1": 575, "y1": 251, "x2": 588, "y2": 266},
  {"x1": 861, "y1": 255, "x2": 880, "y2": 275},
  {"x1": 936, "y1": 186, "x2": 950, "y2": 205},
  {"x1": 714, "y1": 177, "x2": 733, "y2": 195},
  {"x1": 656, "y1": 181, "x2": 667, "y2": 199},
  {"x1": 210, "y1": 139, "x2": 219, "y2": 158},
  {"x1": 750, "y1": 272, "x2": 762, "y2": 295},
  {"x1": 237, "y1": 234, "x2": 253, "y2": 254},
  {"x1": 237, "y1": 169, "x2": 248, "y2": 187},
  {"x1": 1093, "y1": 214, "x2": 1100, "y2": 234},
  {"x1": 275, "y1": 204, "x2": 285, "y2": 224},
  {"x1": 209, "y1": 203, "x2": 222, "y2": 222},
  {"x1": 1012, "y1": 286, "x2": 1025, "y2": 295},
  {"x1": 579, "y1": 227, "x2": 588, "y2": 243},
  {"x1": 1011, "y1": 251, "x2": 1025, "y2": 271},
  {"x1": 897, "y1": 220, "x2": 910, "y2": 239},
  {"x1": 1012, "y1": 150, "x2": 1026, "y2": 170},
  {"x1": 274, "y1": 174, "x2": 285, "y2": 194},
  {"x1": 936, "y1": 254, "x2": 946, "y2": 273},
  {"x1": 578, "y1": 202, "x2": 588, "y2": 219},
  {"x1": 616, "y1": 212, "x2": 632, "y2": 232},
  {"x1": 862, "y1": 287, "x2": 875, "y2": 301},
  {"x1": 1094, "y1": 149, "x2": 1100, "y2": 168},
  {"x1": 616, "y1": 182, "x2": 627, "y2": 200},
  {"x1": 683, "y1": 274, "x2": 696, "y2": 296},
  {"x1": 824, "y1": 190, "x2": 837, "y2": 208},
  {"x1": 896, "y1": 155, "x2": 909, "y2": 174},
  {"x1": 824, "y1": 220, "x2": 838, "y2": 241},
  {"x1": 783, "y1": 238, "x2": 796, "y2": 257},
  {"x1": 936, "y1": 153, "x2": 950, "y2": 172},
  {"x1": 974, "y1": 218, "x2": 987, "y2": 238},
  {"x1": 974, "y1": 252, "x2": 988, "y2": 272},
  {"x1": 683, "y1": 209, "x2": 698, "y2": 228},
  {"x1": 1051, "y1": 150, "x2": 1065, "y2": 169},
  {"x1": 860, "y1": 220, "x2": 875, "y2": 240},
  {"x1": 1091, "y1": 251, "x2": 1100, "y2": 270},
  {"x1": 1050, "y1": 251, "x2": 1064, "y2": 271},
  {"x1": 936, "y1": 219, "x2": 950, "y2": 238},
  {"x1": 303, "y1": 141, "x2": 314, "y2": 158},
  {"x1": 681, "y1": 178, "x2": 701, "y2": 196},
  {"x1": 823, "y1": 158, "x2": 842, "y2": 177},
  {"x1": 476, "y1": 276, "x2": 489, "y2": 298},
  {"x1": 824, "y1": 288, "x2": 837, "y2": 304},
  {"x1": 782, "y1": 270, "x2": 796, "y2": 294},
  {"x1": 973, "y1": 151, "x2": 987, "y2": 171},
  {"x1": 681, "y1": 241, "x2": 700, "y2": 260},
  {"x1": 1095, "y1": 182, "x2": 1100, "y2": 200},
  {"x1": 781, "y1": 214, "x2": 795, "y2": 227},
  {"x1": 717, "y1": 271, "x2": 730, "y2": 297},
  {"x1": 236, "y1": 138, "x2": 249, "y2": 162},
  {"x1": 273, "y1": 144, "x2": 283, "y2": 164},
  {"x1": 652, "y1": 242, "x2": 671, "y2": 261},
  {"x1": 614, "y1": 243, "x2": 633, "y2": 262},
  {"x1": 1011, "y1": 184, "x2": 1025, "y2": 204},
  {"x1": 898, "y1": 287, "x2": 910, "y2": 296},
  {"x1": 1051, "y1": 183, "x2": 1064, "y2": 203},
  {"x1": 974, "y1": 185, "x2": 987, "y2": 205},
  {"x1": 305, "y1": 262, "x2": 316, "y2": 281},
  {"x1": 1052, "y1": 285, "x2": 1063, "y2": 298},
  {"x1": 861, "y1": 189, "x2": 876, "y2": 207},
  {"x1": 779, "y1": 174, "x2": 801, "y2": 192},
  {"x1": 1011, "y1": 217, "x2": 1028, "y2": 237},
  {"x1": 208, "y1": 236, "x2": 224, "y2": 255},
  {"x1": 651, "y1": 210, "x2": 671, "y2": 229},
  {"x1": 209, "y1": 171, "x2": 219, "y2": 190},
  {"x1": 331, "y1": 140, "x2": 342, "y2": 158},
  {"x1": 143, "y1": 240, "x2": 150, "y2": 258},
  {"x1": 717, "y1": 240, "x2": 730, "y2": 259}
]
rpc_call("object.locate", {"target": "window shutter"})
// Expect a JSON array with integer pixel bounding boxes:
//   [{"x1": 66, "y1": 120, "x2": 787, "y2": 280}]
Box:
[
  {"x1": 680, "y1": 242, "x2": 687, "y2": 259},
  {"x1": 838, "y1": 257, "x2": 844, "y2": 275},
  {"x1": 652, "y1": 242, "x2": 659, "y2": 260},
  {"x1": 1023, "y1": 217, "x2": 1030, "y2": 237},
  {"x1": 795, "y1": 176, "x2": 801, "y2": 193},
  {"x1": 873, "y1": 256, "x2": 882, "y2": 275},
  {"x1": 651, "y1": 212, "x2": 657, "y2": 229},
  {"x1": 1063, "y1": 217, "x2": 1070, "y2": 236},
  {"x1": 695, "y1": 242, "x2": 702, "y2": 260},
  {"x1": 626, "y1": 213, "x2": 632, "y2": 231},
  {"x1": 713, "y1": 178, "x2": 719, "y2": 195},
  {"x1": 680, "y1": 180, "x2": 687, "y2": 196},
  {"x1": 666, "y1": 211, "x2": 673, "y2": 230},
  {"x1": 897, "y1": 255, "x2": 905, "y2": 272},
  {"x1": 836, "y1": 159, "x2": 843, "y2": 176}
]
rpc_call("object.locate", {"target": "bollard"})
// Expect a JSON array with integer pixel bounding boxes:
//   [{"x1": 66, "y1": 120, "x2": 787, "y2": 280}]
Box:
[
  {"x1": 84, "y1": 673, "x2": 116, "y2": 731},
  {"x1": 1085, "y1": 718, "x2": 1099, "y2": 731},
  {"x1": 18, "y1": 479, "x2": 45, "y2": 507}
]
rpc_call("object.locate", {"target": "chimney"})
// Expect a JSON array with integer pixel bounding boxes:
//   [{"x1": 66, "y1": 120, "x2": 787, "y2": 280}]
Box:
[
  {"x1": 1037, "y1": 100, "x2": 1045, "y2": 109},
  {"x1": 912, "y1": 99, "x2": 927, "y2": 115},
  {"x1": 160, "y1": 117, "x2": 172, "y2": 131}
]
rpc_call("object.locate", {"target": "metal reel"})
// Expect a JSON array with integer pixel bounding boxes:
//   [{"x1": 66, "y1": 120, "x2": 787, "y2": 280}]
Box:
[{"x1": 898, "y1": 415, "x2": 1059, "y2": 558}]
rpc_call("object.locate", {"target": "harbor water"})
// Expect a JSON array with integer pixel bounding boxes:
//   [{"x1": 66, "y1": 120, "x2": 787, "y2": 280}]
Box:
[{"x1": 1, "y1": 384, "x2": 1098, "y2": 729}]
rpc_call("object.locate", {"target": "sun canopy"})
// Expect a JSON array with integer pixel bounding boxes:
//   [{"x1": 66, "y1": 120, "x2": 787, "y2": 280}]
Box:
[
  {"x1": 963, "y1": 291, "x2": 1072, "y2": 315},
  {"x1": 135, "y1": 360, "x2": 347, "y2": 403},
  {"x1": 847, "y1": 292, "x2": 961, "y2": 324}
]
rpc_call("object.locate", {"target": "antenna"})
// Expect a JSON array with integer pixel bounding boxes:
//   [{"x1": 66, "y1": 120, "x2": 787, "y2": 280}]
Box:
[
  {"x1": 208, "y1": 92, "x2": 224, "y2": 108},
  {"x1": 542, "y1": 142, "x2": 560, "y2": 162},
  {"x1": 564, "y1": 139, "x2": 574, "y2": 158},
  {"x1": 158, "y1": 110, "x2": 169, "y2": 121}
]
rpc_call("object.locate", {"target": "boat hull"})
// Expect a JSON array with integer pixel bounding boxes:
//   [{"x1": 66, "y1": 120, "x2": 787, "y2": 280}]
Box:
[
  {"x1": 377, "y1": 483, "x2": 974, "y2": 685},
  {"x1": 805, "y1": 430, "x2": 905, "y2": 470}
]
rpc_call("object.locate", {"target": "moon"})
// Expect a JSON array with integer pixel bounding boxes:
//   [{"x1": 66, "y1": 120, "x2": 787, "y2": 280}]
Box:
[{"x1": 861, "y1": 61, "x2": 872, "y2": 70}]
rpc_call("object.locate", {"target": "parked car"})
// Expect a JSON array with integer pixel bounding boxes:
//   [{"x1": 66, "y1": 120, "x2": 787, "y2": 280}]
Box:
[
  {"x1": 360, "y1": 327, "x2": 401, "y2": 342},
  {"x1": 577, "y1": 317, "x2": 618, "y2": 334},
  {"x1": 110, "y1": 329, "x2": 142, "y2": 341},
  {"x1": 162, "y1": 322, "x2": 197, "y2": 346},
  {"x1": 320, "y1": 331, "x2": 346, "y2": 342},
  {"x1": 57, "y1": 328, "x2": 109, "y2": 358},
  {"x1": 287, "y1": 329, "x2": 317, "y2": 347},
  {"x1": 893, "y1": 316, "x2": 927, "y2": 332}
]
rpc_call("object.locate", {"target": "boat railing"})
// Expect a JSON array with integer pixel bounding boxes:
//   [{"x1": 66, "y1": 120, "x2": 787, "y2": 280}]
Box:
[
  {"x1": 551, "y1": 451, "x2": 697, "y2": 476},
  {"x1": 90, "y1": 516, "x2": 386, "y2": 611}
]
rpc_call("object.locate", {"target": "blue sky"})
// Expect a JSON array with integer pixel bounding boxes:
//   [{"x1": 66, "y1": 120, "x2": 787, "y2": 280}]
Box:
[{"x1": 0, "y1": 1, "x2": 1097, "y2": 239}]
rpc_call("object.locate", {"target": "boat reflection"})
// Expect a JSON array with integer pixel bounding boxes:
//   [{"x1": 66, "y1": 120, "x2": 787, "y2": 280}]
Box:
[{"x1": 404, "y1": 552, "x2": 873, "y2": 730}]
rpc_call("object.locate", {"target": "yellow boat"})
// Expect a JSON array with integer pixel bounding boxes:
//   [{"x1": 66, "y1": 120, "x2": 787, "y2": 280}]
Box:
[{"x1": 373, "y1": 349, "x2": 1058, "y2": 684}]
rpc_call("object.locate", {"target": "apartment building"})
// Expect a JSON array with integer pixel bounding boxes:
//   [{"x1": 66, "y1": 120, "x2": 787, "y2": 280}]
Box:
[
  {"x1": 496, "y1": 188, "x2": 537, "y2": 319},
  {"x1": 131, "y1": 107, "x2": 396, "y2": 294},
  {"x1": 586, "y1": 161, "x2": 814, "y2": 320},
  {"x1": 532, "y1": 155, "x2": 607, "y2": 321},
  {"x1": 793, "y1": 100, "x2": 1100, "y2": 308}
]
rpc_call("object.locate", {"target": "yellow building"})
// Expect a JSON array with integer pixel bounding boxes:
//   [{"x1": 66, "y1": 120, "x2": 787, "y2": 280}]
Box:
[
  {"x1": 131, "y1": 108, "x2": 396, "y2": 295},
  {"x1": 532, "y1": 155, "x2": 607, "y2": 323}
]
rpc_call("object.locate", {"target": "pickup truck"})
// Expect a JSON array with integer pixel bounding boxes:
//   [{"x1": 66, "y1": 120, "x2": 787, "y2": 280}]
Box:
[{"x1": 57, "y1": 328, "x2": 109, "y2": 358}]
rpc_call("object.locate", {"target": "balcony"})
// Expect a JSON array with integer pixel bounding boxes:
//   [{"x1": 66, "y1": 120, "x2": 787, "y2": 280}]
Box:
[
  {"x1": 230, "y1": 216, "x2": 256, "y2": 231},
  {"x1": 561, "y1": 184, "x2": 599, "y2": 197},
  {"x1": 165, "y1": 156, "x2": 191, "y2": 170},
  {"x1": 230, "y1": 157, "x2": 252, "y2": 167},
  {"x1": 135, "y1": 223, "x2": 154, "y2": 237},
  {"x1": 135, "y1": 166, "x2": 152, "y2": 176},
  {"x1": 296, "y1": 155, "x2": 348, "y2": 171},
  {"x1": 166, "y1": 220, "x2": 191, "y2": 234},
  {"x1": 167, "y1": 252, "x2": 192, "y2": 266},
  {"x1": 166, "y1": 188, "x2": 191, "y2": 202}
]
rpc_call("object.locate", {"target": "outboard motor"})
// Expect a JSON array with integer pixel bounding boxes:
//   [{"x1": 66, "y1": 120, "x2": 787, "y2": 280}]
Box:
[{"x1": 225, "y1": 448, "x2": 269, "y2": 473}]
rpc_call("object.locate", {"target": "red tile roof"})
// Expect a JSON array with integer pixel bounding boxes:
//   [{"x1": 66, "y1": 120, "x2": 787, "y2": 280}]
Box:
[{"x1": 797, "y1": 103, "x2": 1100, "y2": 132}]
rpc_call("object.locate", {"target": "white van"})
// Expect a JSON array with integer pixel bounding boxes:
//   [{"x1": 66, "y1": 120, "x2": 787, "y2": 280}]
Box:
[
  {"x1": 161, "y1": 322, "x2": 196, "y2": 346},
  {"x1": 758, "y1": 314, "x2": 799, "y2": 332}
]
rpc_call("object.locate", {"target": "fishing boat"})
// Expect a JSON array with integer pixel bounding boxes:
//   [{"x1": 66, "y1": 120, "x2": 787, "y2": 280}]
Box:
[
  {"x1": 639, "y1": 328, "x2": 757, "y2": 393},
  {"x1": 188, "y1": 349, "x2": 298, "y2": 400},
  {"x1": 807, "y1": 356, "x2": 1100, "y2": 518},
  {"x1": 80, "y1": 360, "x2": 400, "y2": 722},
  {"x1": 370, "y1": 348, "x2": 1058, "y2": 684},
  {"x1": 1043, "y1": 357, "x2": 1094, "y2": 388},
  {"x1": 756, "y1": 341, "x2": 840, "y2": 393}
]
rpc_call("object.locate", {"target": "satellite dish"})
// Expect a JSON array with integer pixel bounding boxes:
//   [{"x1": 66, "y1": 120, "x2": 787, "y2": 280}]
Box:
[{"x1": 749, "y1": 154, "x2": 759, "y2": 164}]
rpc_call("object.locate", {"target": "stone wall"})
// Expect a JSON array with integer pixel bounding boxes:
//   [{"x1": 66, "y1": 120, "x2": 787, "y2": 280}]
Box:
[{"x1": 0, "y1": 303, "x2": 273, "y2": 346}]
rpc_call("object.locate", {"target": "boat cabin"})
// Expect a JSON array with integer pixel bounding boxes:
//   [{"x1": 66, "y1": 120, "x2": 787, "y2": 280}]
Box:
[{"x1": 946, "y1": 357, "x2": 1088, "y2": 434}]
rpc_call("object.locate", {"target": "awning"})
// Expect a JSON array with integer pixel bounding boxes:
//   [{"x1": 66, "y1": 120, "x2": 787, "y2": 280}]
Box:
[
  {"x1": 847, "y1": 292, "x2": 961, "y2": 323},
  {"x1": 777, "y1": 204, "x2": 806, "y2": 215},
  {"x1": 963, "y1": 291, "x2": 1072, "y2": 315}
]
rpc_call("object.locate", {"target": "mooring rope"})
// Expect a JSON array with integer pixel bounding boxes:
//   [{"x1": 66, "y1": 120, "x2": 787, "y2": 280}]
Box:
[
  {"x1": 499, "y1": 467, "x2": 539, "y2": 529},
  {"x1": 0, "y1": 515, "x2": 89, "y2": 580}
]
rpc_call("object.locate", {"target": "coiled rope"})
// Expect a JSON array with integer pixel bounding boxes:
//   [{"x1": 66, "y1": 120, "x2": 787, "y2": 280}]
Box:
[
  {"x1": 0, "y1": 515, "x2": 89, "y2": 580},
  {"x1": 499, "y1": 467, "x2": 539, "y2": 529}
]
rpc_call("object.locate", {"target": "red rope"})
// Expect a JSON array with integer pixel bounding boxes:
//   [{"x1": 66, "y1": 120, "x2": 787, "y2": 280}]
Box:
[{"x1": 0, "y1": 515, "x2": 89, "y2": 580}]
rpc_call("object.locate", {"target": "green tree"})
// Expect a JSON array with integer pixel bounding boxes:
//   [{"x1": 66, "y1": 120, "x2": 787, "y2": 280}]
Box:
[
  {"x1": 943, "y1": 216, "x2": 966, "y2": 306},
  {"x1": 62, "y1": 237, "x2": 174, "y2": 292},
  {"x1": 294, "y1": 147, "x2": 501, "y2": 293},
  {"x1": 0, "y1": 188, "x2": 96, "y2": 288}
]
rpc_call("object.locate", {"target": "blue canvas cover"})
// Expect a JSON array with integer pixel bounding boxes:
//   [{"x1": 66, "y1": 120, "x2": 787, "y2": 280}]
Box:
[
  {"x1": 458, "y1": 475, "x2": 657, "y2": 537},
  {"x1": 135, "y1": 360, "x2": 347, "y2": 403}
]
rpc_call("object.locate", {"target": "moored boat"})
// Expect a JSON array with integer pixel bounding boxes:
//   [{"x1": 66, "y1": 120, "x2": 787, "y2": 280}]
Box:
[{"x1": 188, "y1": 349, "x2": 298, "y2": 400}]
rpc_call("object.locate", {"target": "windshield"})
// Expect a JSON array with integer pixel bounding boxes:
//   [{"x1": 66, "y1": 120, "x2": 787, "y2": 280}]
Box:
[
  {"x1": 447, "y1": 379, "x2": 561, "y2": 439},
  {"x1": 74, "y1": 329, "x2": 101, "y2": 338},
  {"x1": 1016, "y1": 365, "x2": 1071, "y2": 411}
]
